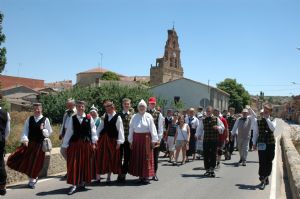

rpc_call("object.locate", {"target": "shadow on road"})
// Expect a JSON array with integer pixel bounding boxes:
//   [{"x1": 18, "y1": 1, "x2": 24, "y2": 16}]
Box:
[
  {"x1": 88, "y1": 179, "x2": 150, "y2": 187},
  {"x1": 222, "y1": 162, "x2": 239, "y2": 167},
  {"x1": 181, "y1": 174, "x2": 221, "y2": 179},
  {"x1": 235, "y1": 183, "x2": 260, "y2": 190},
  {"x1": 192, "y1": 167, "x2": 206, "y2": 171},
  {"x1": 36, "y1": 187, "x2": 91, "y2": 196}
]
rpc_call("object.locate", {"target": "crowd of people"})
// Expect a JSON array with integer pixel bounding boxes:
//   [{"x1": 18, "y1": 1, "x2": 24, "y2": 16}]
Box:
[{"x1": 0, "y1": 94, "x2": 277, "y2": 195}]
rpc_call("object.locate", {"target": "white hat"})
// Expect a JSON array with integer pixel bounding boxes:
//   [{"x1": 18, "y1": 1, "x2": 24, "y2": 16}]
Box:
[
  {"x1": 242, "y1": 109, "x2": 249, "y2": 113},
  {"x1": 67, "y1": 98, "x2": 75, "y2": 103},
  {"x1": 90, "y1": 104, "x2": 98, "y2": 113},
  {"x1": 138, "y1": 99, "x2": 147, "y2": 108}
]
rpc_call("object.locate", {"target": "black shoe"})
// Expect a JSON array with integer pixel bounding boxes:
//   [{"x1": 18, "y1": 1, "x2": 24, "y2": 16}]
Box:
[
  {"x1": 242, "y1": 161, "x2": 246, "y2": 166},
  {"x1": 141, "y1": 178, "x2": 150, "y2": 185},
  {"x1": 210, "y1": 172, "x2": 216, "y2": 178},
  {"x1": 259, "y1": 182, "x2": 265, "y2": 190},
  {"x1": 265, "y1": 177, "x2": 269, "y2": 185},
  {"x1": 68, "y1": 186, "x2": 77, "y2": 195},
  {"x1": 204, "y1": 171, "x2": 210, "y2": 177},
  {"x1": 152, "y1": 175, "x2": 159, "y2": 181},
  {"x1": 0, "y1": 189, "x2": 6, "y2": 196},
  {"x1": 238, "y1": 159, "x2": 243, "y2": 164}
]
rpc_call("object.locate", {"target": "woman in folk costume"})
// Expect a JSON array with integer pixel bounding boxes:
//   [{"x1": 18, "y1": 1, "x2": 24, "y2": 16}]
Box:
[
  {"x1": 90, "y1": 104, "x2": 101, "y2": 128},
  {"x1": 128, "y1": 99, "x2": 159, "y2": 184},
  {"x1": 61, "y1": 100, "x2": 98, "y2": 195},
  {"x1": 96, "y1": 100, "x2": 125, "y2": 183},
  {"x1": 7, "y1": 103, "x2": 52, "y2": 189}
]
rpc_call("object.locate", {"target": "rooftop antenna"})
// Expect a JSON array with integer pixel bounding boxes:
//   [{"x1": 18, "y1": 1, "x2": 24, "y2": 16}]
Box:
[
  {"x1": 98, "y1": 52, "x2": 103, "y2": 68},
  {"x1": 18, "y1": 62, "x2": 22, "y2": 77},
  {"x1": 172, "y1": 21, "x2": 175, "y2": 30}
]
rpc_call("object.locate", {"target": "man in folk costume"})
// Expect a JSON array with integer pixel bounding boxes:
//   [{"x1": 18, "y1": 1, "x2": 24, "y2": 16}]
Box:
[
  {"x1": 163, "y1": 109, "x2": 173, "y2": 158},
  {"x1": 7, "y1": 103, "x2": 52, "y2": 189},
  {"x1": 253, "y1": 103, "x2": 276, "y2": 190},
  {"x1": 213, "y1": 108, "x2": 229, "y2": 168},
  {"x1": 128, "y1": 99, "x2": 159, "y2": 184},
  {"x1": 59, "y1": 98, "x2": 76, "y2": 178},
  {"x1": 196, "y1": 106, "x2": 224, "y2": 177},
  {"x1": 96, "y1": 100, "x2": 125, "y2": 183},
  {"x1": 231, "y1": 107, "x2": 256, "y2": 166},
  {"x1": 117, "y1": 98, "x2": 133, "y2": 183},
  {"x1": 0, "y1": 94, "x2": 11, "y2": 195},
  {"x1": 225, "y1": 107, "x2": 236, "y2": 160},
  {"x1": 185, "y1": 108, "x2": 199, "y2": 161},
  {"x1": 90, "y1": 104, "x2": 101, "y2": 129},
  {"x1": 147, "y1": 97, "x2": 164, "y2": 181},
  {"x1": 61, "y1": 100, "x2": 97, "y2": 195}
]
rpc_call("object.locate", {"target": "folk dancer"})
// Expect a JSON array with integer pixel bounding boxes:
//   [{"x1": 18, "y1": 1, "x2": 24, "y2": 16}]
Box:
[{"x1": 7, "y1": 103, "x2": 52, "y2": 189}]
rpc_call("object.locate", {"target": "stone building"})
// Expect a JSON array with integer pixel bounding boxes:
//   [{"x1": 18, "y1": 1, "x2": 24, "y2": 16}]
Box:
[
  {"x1": 150, "y1": 78, "x2": 230, "y2": 113},
  {"x1": 150, "y1": 28, "x2": 184, "y2": 86}
]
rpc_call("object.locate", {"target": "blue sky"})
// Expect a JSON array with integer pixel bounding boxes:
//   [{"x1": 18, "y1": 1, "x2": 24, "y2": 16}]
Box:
[{"x1": 1, "y1": 0, "x2": 300, "y2": 96}]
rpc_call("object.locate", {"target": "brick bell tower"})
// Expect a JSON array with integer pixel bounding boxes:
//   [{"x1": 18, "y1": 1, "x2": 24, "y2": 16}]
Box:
[{"x1": 150, "y1": 27, "x2": 184, "y2": 86}]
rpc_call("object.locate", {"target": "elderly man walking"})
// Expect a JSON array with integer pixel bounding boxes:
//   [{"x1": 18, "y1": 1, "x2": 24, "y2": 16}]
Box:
[{"x1": 231, "y1": 107, "x2": 256, "y2": 166}]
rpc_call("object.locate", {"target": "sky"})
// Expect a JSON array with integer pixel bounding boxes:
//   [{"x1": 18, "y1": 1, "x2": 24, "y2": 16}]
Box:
[{"x1": 1, "y1": 0, "x2": 300, "y2": 96}]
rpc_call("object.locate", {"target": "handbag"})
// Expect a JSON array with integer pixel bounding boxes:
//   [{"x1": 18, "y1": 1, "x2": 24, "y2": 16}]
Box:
[{"x1": 42, "y1": 137, "x2": 52, "y2": 152}]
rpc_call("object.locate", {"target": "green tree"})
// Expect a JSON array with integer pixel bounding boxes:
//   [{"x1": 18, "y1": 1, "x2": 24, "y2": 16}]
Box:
[
  {"x1": 0, "y1": 12, "x2": 6, "y2": 73},
  {"x1": 217, "y1": 78, "x2": 250, "y2": 113},
  {"x1": 101, "y1": 71, "x2": 120, "y2": 81},
  {"x1": 39, "y1": 83, "x2": 154, "y2": 123}
]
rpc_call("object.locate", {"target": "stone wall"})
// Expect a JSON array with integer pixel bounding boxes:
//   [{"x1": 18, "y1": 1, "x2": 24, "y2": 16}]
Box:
[
  {"x1": 281, "y1": 124, "x2": 300, "y2": 199},
  {"x1": 5, "y1": 148, "x2": 66, "y2": 185}
]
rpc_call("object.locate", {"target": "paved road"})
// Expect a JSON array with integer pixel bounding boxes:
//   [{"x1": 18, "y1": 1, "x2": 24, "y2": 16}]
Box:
[{"x1": 6, "y1": 120, "x2": 289, "y2": 199}]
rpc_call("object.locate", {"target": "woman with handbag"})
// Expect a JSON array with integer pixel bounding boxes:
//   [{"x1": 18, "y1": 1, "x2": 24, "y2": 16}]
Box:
[
  {"x1": 7, "y1": 103, "x2": 52, "y2": 189},
  {"x1": 174, "y1": 114, "x2": 190, "y2": 165},
  {"x1": 128, "y1": 99, "x2": 159, "y2": 184}
]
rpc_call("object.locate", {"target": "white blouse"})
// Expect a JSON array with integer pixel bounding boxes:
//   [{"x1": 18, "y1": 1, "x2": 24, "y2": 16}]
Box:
[
  {"x1": 21, "y1": 115, "x2": 53, "y2": 142},
  {"x1": 128, "y1": 112, "x2": 159, "y2": 143},
  {"x1": 62, "y1": 113, "x2": 97, "y2": 148}
]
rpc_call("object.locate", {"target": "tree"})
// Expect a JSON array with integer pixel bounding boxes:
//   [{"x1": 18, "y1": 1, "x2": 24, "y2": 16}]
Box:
[
  {"x1": 0, "y1": 12, "x2": 6, "y2": 73},
  {"x1": 39, "y1": 83, "x2": 154, "y2": 123},
  {"x1": 101, "y1": 71, "x2": 120, "y2": 81},
  {"x1": 217, "y1": 78, "x2": 250, "y2": 113}
]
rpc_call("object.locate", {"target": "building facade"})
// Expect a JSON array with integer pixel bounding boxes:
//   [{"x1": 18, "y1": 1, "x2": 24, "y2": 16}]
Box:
[
  {"x1": 150, "y1": 78, "x2": 229, "y2": 113},
  {"x1": 150, "y1": 28, "x2": 184, "y2": 86}
]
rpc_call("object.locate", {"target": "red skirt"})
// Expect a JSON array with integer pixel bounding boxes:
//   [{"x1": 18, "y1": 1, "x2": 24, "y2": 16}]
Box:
[
  {"x1": 7, "y1": 141, "x2": 45, "y2": 178},
  {"x1": 96, "y1": 133, "x2": 121, "y2": 175},
  {"x1": 128, "y1": 133, "x2": 154, "y2": 178},
  {"x1": 67, "y1": 140, "x2": 96, "y2": 185}
]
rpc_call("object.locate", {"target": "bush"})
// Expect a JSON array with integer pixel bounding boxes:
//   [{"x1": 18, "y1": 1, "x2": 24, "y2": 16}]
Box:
[{"x1": 39, "y1": 83, "x2": 161, "y2": 124}]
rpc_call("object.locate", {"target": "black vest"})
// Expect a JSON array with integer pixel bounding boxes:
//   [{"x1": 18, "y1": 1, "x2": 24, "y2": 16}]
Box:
[
  {"x1": 28, "y1": 116, "x2": 46, "y2": 142},
  {"x1": 0, "y1": 109, "x2": 8, "y2": 152},
  {"x1": 165, "y1": 117, "x2": 173, "y2": 131},
  {"x1": 70, "y1": 115, "x2": 92, "y2": 142},
  {"x1": 101, "y1": 113, "x2": 119, "y2": 139}
]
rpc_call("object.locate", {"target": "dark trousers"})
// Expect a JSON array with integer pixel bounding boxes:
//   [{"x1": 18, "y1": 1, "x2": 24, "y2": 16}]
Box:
[
  {"x1": 258, "y1": 144, "x2": 275, "y2": 178},
  {"x1": 120, "y1": 140, "x2": 130, "y2": 175},
  {"x1": 203, "y1": 141, "x2": 217, "y2": 170},
  {"x1": 249, "y1": 130, "x2": 253, "y2": 150},
  {"x1": 229, "y1": 132, "x2": 235, "y2": 154},
  {"x1": 0, "y1": 152, "x2": 7, "y2": 186},
  {"x1": 153, "y1": 147, "x2": 159, "y2": 173}
]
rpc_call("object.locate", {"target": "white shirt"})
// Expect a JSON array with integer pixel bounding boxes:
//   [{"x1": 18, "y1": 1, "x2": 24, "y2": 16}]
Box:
[
  {"x1": 148, "y1": 109, "x2": 164, "y2": 140},
  {"x1": 128, "y1": 112, "x2": 159, "y2": 143},
  {"x1": 62, "y1": 113, "x2": 97, "y2": 148},
  {"x1": 185, "y1": 116, "x2": 199, "y2": 129},
  {"x1": 60, "y1": 108, "x2": 77, "y2": 135},
  {"x1": 0, "y1": 107, "x2": 11, "y2": 140},
  {"x1": 231, "y1": 115, "x2": 256, "y2": 136},
  {"x1": 96, "y1": 111, "x2": 125, "y2": 145},
  {"x1": 176, "y1": 124, "x2": 189, "y2": 141},
  {"x1": 21, "y1": 115, "x2": 53, "y2": 142},
  {"x1": 195, "y1": 115, "x2": 224, "y2": 138},
  {"x1": 252, "y1": 116, "x2": 276, "y2": 144}
]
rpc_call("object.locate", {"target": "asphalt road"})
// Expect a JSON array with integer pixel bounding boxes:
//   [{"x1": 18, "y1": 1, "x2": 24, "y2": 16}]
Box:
[{"x1": 6, "y1": 120, "x2": 290, "y2": 199}]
